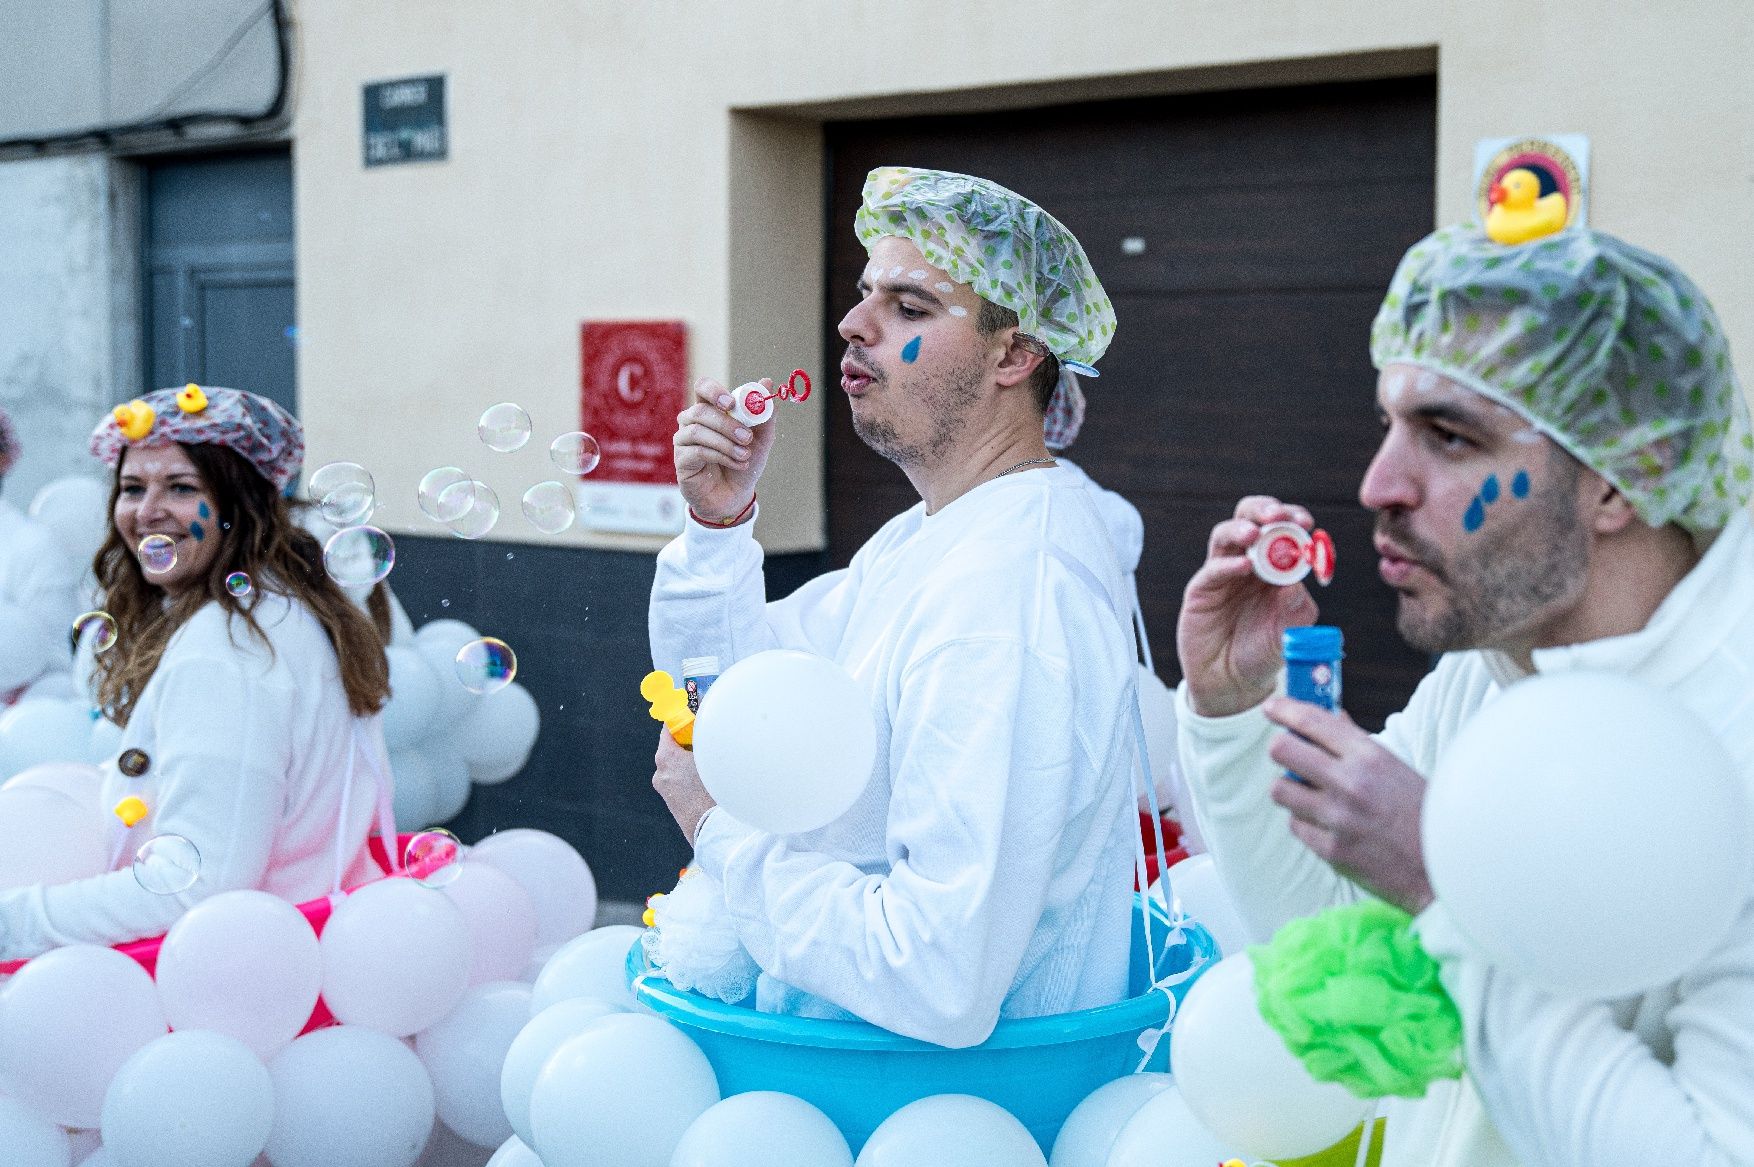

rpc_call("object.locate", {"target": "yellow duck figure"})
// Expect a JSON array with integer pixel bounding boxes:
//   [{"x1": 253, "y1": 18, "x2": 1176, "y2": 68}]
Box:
[
  {"x1": 1485, "y1": 168, "x2": 1568, "y2": 245},
  {"x1": 176, "y1": 383, "x2": 208, "y2": 413},
  {"x1": 641, "y1": 670, "x2": 695, "y2": 747},
  {"x1": 113, "y1": 400, "x2": 157, "y2": 441}
]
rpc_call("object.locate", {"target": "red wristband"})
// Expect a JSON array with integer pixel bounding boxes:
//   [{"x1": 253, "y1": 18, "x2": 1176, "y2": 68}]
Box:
[{"x1": 689, "y1": 493, "x2": 756, "y2": 528}]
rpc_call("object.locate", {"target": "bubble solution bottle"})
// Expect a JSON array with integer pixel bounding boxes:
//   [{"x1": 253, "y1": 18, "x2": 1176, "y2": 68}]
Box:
[{"x1": 1282, "y1": 625, "x2": 1343, "y2": 783}]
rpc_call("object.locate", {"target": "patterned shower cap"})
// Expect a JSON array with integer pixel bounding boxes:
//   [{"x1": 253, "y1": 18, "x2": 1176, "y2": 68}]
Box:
[
  {"x1": 0, "y1": 408, "x2": 18, "y2": 477},
  {"x1": 90, "y1": 385, "x2": 305, "y2": 492},
  {"x1": 1371, "y1": 225, "x2": 1754, "y2": 533},
  {"x1": 856, "y1": 167, "x2": 1115, "y2": 444}
]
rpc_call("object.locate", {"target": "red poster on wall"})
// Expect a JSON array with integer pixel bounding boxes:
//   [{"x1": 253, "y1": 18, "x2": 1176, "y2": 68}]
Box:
[{"x1": 578, "y1": 320, "x2": 688, "y2": 535}]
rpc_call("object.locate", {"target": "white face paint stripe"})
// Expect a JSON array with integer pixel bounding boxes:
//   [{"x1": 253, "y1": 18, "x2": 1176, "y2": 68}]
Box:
[
  {"x1": 935, "y1": 282, "x2": 955, "y2": 293},
  {"x1": 947, "y1": 305, "x2": 968, "y2": 317},
  {"x1": 908, "y1": 270, "x2": 928, "y2": 280}
]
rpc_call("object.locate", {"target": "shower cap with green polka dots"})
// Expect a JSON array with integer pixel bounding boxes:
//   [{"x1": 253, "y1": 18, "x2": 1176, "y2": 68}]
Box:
[
  {"x1": 1372, "y1": 224, "x2": 1754, "y2": 533},
  {"x1": 855, "y1": 166, "x2": 1115, "y2": 377}
]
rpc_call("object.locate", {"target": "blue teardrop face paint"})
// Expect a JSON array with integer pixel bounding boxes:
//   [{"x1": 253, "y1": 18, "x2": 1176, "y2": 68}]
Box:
[
  {"x1": 900, "y1": 335, "x2": 922, "y2": 364},
  {"x1": 197, "y1": 501, "x2": 211, "y2": 520},
  {"x1": 1463, "y1": 497, "x2": 1487, "y2": 533},
  {"x1": 1480, "y1": 474, "x2": 1501, "y2": 505},
  {"x1": 189, "y1": 521, "x2": 205, "y2": 541},
  {"x1": 1511, "y1": 469, "x2": 1531, "y2": 499}
]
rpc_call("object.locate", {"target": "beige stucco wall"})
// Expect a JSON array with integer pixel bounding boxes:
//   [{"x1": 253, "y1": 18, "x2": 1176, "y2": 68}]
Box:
[{"x1": 291, "y1": 0, "x2": 1754, "y2": 552}]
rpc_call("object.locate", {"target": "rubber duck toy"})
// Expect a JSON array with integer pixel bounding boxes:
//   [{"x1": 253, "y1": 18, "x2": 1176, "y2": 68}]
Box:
[
  {"x1": 176, "y1": 383, "x2": 208, "y2": 413},
  {"x1": 1485, "y1": 168, "x2": 1568, "y2": 245},
  {"x1": 113, "y1": 795, "x2": 149, "y2": 828},
  {"x1": 641, "y1": 670, "x2": 695, "y2": 747},
  {"x1": 113, "y1": 400, "x2": 157, "y2": 441}
]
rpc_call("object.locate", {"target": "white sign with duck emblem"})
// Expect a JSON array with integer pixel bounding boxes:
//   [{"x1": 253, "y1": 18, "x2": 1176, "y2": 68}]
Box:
[{"x1": 1472, "y1": 134, "x2": 1589, "y2": 244}]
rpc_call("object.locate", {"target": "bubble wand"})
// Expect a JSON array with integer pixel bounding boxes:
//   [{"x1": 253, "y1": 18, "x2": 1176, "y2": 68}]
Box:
[{"x1": 728, "y1": 369, "x2": 812, "y2": 428}]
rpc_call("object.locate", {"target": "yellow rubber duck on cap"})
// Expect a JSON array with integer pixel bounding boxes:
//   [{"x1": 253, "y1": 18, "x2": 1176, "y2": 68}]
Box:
[
  {"x1": 176, "y1": 383, "x2": 208, "y2": 413},
  {"x1": 641, "y1": 670, "x2": 695, "y2": 747},
  {"x1": 1485, "y1": 168, "x2": 1568, "y2": 245},
  {"x1": 113, "y1": 400, "x2": 156, "y2": 441}
]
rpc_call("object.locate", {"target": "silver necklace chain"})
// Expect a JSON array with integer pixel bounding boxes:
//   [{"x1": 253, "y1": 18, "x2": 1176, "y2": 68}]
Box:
[{"x1": 996, "y1": 455, "x2": 1057, "y2": 478}]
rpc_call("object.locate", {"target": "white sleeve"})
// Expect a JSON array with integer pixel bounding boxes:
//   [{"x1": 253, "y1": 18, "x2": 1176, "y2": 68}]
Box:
[
  {"x1": 649, "y1": 512, "x2": 861, "y2": 672},
  {"x1": 692, "y1": 638, "x2": 1082, "y2": 1049},
  {"x1": 0, "y1": 652, "x2": 290, "y2": 959},
  {"x1": 1415, "y1": 898, "x2": 1754, "y2": 1166}
]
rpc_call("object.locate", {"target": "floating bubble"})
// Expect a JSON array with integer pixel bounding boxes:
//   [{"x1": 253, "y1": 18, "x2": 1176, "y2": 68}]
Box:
[
  {"x1": 454, "y1": 637, "x2": 516, "y2": 695},
  {"x1": 134, "y1": 834, "x2": 201, "y2": 895},
  {"x1": 309, "y1": 462, "x2": 377, "y2": 526},
  {"x1": 224, "y1": 571, "x2": 253, "y2": 598},
  {"x1": 73, "y1": 610, "x2": 118, "y2": 653},
  {"x1": 521, "y1": 481, "x2": 576, "y2": 535},
  {"x1": 418, "y1": 466, "x2": 472, "y2": 522},
  {"x1": 138, "y1": 534, "x2": 178, "y2": 575},
  {"x1": 550, "y1": 431, "x2": 601, "y2": 475},
  {"x1": 403, "y1": 828, "x2": 465, "y2": 888},
  {"x1": 479, "y1": 403, "x2": 533, "y2": 453},
  {"x1": 441, "y1": 481, "x2": 500, "y2": 540},
  {"x1": 323, "y1": 526, "x2": 396, "y2": 588}
]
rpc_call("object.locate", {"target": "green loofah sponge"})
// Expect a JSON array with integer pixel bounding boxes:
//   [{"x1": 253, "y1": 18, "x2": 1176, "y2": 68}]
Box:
[{"x1": 1252, "y1": 900, "x2": 1464, "y2": 1099}]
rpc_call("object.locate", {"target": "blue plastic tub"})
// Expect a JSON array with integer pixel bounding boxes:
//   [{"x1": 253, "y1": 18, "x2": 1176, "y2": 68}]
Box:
[{"x1": 625, "y1": 894, "x2": 1219, "y2": 1155}]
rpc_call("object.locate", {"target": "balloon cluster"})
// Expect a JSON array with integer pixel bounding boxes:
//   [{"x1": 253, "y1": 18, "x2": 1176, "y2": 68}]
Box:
[{"x1": 0, "y1": 828, "x2": 596, "y2": 1167}]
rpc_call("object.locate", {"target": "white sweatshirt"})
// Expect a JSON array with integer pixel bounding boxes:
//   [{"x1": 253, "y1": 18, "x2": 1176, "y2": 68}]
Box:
[
  {"x1": 1176, "y1": 511, "x2": 1754, "y2": 1166},
  {"x1": 0, "y1": 591, "x2": 388, "y2": 960},
  {"x1": 650, "y1": 467, "x2": 1139, "y2": 1048},
  {"x1": 0, "y1": 498, "x2": 85, "y2": 694}
]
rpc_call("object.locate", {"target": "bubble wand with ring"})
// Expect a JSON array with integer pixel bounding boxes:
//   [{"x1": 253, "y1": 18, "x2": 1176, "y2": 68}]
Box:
[{"x1": 728, "y1": 369, "x2": 812, "y2": 428}]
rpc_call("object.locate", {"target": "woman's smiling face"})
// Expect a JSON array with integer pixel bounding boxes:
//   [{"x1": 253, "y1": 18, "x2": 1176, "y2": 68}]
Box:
[{"x1": 114, "y1": 444, "x2": 222, "y2": 594}]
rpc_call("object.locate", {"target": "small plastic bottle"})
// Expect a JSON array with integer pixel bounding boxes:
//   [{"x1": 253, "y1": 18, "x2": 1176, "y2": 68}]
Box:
[
  {"x1": 681, "y1": 655, "x2": 722, "y2": 714},
  {"x1": 1250, "y1": 522, "x2": 1336, "y2": 587},
  {"x1": 1282, "y1": 626, "x2": 1343, "y2": 784}
]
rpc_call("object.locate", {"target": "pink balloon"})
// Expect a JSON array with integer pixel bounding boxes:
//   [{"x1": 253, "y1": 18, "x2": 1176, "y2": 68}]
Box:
[
  {"x1": 1, "y1": 760, "x2": 105, "y2": 810},
  {"x1": 440, "y1": 862, "x2": 539, "y2": 985},
  {"x1": 155, "y1": 890, "x2": 322, "y2": 1059},
  {"x1": 0, "y1": 945, "x2": 166, "y2": 1127},
  {"x1": 0, "y1": 785, "x2": 108, "y2": 891},
  {"x1": 320, "y1": 878, "x2": 471, "y2": 1037}
]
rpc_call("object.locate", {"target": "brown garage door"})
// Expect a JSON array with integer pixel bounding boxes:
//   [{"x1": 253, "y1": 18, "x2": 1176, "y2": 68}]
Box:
[{"x1": 822, "y1": 75, "x2": 1438, "y2": 731}]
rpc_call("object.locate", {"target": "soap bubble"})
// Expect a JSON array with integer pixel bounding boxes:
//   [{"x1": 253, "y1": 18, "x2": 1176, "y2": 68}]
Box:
[
  {"x1": 479, "y1": 403, "x2": 533, "y2": 453},
  {"x1": 309, "y1": 461, "x2": 377, "y2": 525},
  {"x1": 418, "y1": 466, "x2": 473, "y2": 522},
  {"x1": 404, "y1": 828, "x2": 465, "y2": 888},
  {"x1": 454, "y1": 637, "x2": 516, "y2": 695},
  {"x1": 550, "y1": 431, "x2": 601, "y2": 475},
  {"x1": 521, "y1": 481, "x2": 576, "y2": 535},
  {"x1": 441, "y1": 481, "x2": 500, "y2": 540},
  {"x1": 323, "y1": 526, "x2": 396, "y2": 588},
  {"x1": 225, "y1": 571, "x2": 253, "y2": 598},
  {"x1": 73, "y1": 610, "x2": 118, "y2": 653},
  {"x1": 138, "y1": 534, "x2": 178, "y2": 575},
  {"x1": 134, "y1": 834, "x2": 201, "y2": 895}
]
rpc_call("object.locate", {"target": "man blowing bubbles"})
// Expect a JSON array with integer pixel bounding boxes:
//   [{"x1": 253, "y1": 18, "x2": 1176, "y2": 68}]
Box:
[{"x1": 1177, "y1": 224, "x2": 1754, "y2": 1164}]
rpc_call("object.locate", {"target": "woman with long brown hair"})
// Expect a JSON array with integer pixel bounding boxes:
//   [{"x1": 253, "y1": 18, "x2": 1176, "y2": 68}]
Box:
[{"x1": 0, "y1": 386, "x2": 393, "y2": 960}]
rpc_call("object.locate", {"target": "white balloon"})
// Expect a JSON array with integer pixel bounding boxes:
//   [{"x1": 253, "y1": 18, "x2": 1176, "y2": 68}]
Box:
[
  {"x1": 1427, "y1": 670, "x2": 1752, "y2": 998},
  {"x1": 1047, "y1": 1072, "x2": 1173, "y2": 1167},
  {"x1": 0, "y1": 604, "x2": 58, "y2": 692},
  {"x1": 671, "y1": 1091, "x2": 852, "y2": 1167},
  {"x1": 263, "y1": 1026, "x2": 435, "y2": 1167},
  {"x1": 456, "y1": 683, "x2": 540, "y2": 785},
  {"x1": 1168, "y1": 954, "x2": 1369, "y2": 1161},
  {"x1": 1157, "y1": 855, "x2": 1251, "y2": 957},
  {"x1": 1104, "y1": 1082, "x2": 1234, "y2": 1167},
  {"x1": 415, "y1": 620, "x2": 486, "y2": 723},
  {"x1": 530, "y1": 1013, "x2": 719, "y2": 1167},
  {"x1": 692, "y1": 650, "x2": 876, "y2": 835},
  {"x1": 79, "y1": 1152, "x2": 117, "y2": 1167},
  {"x1": 0, "y1": 945, "x2": 166, "y2": 1127},
  {"x1": 155, "y1": 890, "x2": 322, "y2": 1059},
  {"x1": 0, "y1": 1094, "x2": 72, "y2": 1167},
  {"x1": 0, "y1": 784, "x2": 108, "y2": 891},
  {"x1": 426, "y1": 748, "x2": 474, "y2": 824},
  {"x1": 1136, "y1": 665, "x2": 1179, "y2": 808},
  {"x1": 855, "y1": 1095, "x2": 1045, "y2": 1166},
  {"x1": 390, "y1": 750, "x2": 439, "y2": 831},
  {"x1": 415, "y1": 981, "x2": 532, "y2": 1148},
  {"x1": 501, "y1": 998, "x2": 627, "y2": 1148},
  {"x1": 2, "y1": 760, "x2": 105, "y2": 809},
  {"x1": 439, "y1": 861, "x2": 540, "y2": 985},
  {"x1": 0, "y1": 698, "x2": 104, "y2": 780},
  {"x1": 530, "y1": 925, "x2": 644, "y2": 1014},
  {"x1": 100, "y1": 1030, "x2": 273, "y2": 1167},
  {"x1": 29, "y1": 475, "x2": 111, "y2": 566},
  {"x1": 485, "y1": 1136, "x2": 544, "y2": 1167},
  {"x1": 469, "y1": 829, "x2": 597, "y2": 947},
  {"x1": 320, "y1": 879, "x2": 472, "y2": 1037},
  {"x1": 383, "y1": 647, "x2": 443, "y2": 751}
]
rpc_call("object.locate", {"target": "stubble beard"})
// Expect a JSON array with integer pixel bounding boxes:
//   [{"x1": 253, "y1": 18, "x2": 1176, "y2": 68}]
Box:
[
  {"x1": 848, "y1": 347, "x2": 985, "y2": 469},
  {"x1": 1387, "y1": 459, "x2": 1588, "y2": 654}
]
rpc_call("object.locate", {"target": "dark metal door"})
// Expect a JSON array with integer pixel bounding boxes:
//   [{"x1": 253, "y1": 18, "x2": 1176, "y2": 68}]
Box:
[{"x1": 144, "y1": 150, "x2": 296, "y2": 416}]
